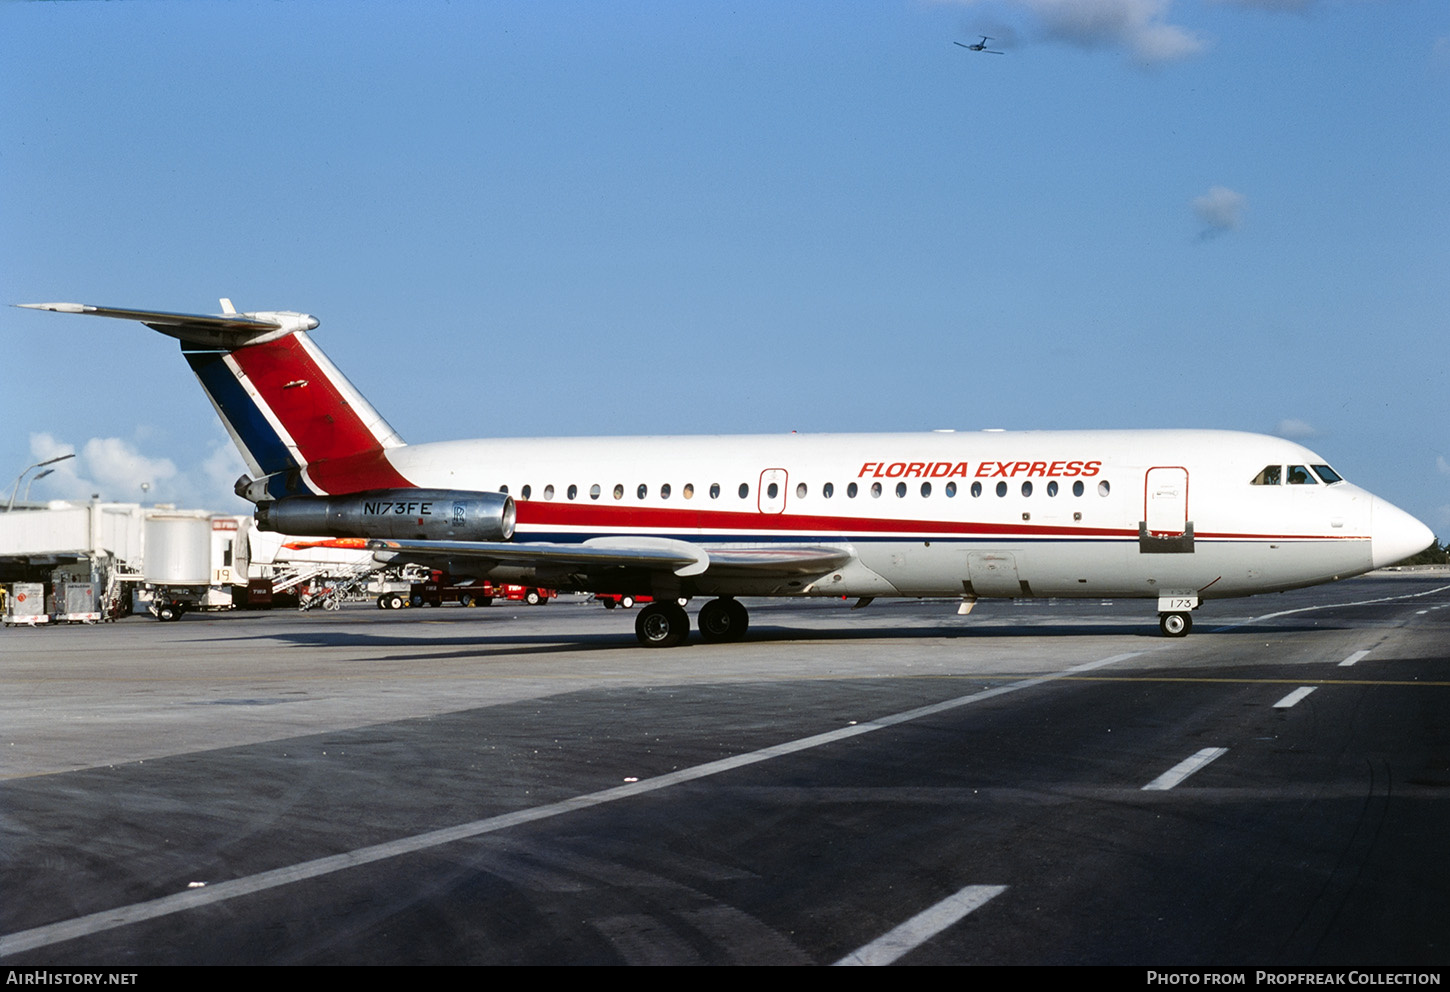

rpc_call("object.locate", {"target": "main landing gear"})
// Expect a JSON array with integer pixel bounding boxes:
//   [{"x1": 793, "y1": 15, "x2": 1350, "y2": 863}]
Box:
[
  {"x1": 1159, "y1": 611, "x2": 1193, "y2": 637},
  {"x1": 634, "y1": 597, "x2": 749, "y2": 648}
]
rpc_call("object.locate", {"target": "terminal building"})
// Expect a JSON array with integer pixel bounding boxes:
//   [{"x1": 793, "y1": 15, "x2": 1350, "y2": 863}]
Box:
[{"x1": 0, "y1": 499, "x2": 375, "y2": 624}]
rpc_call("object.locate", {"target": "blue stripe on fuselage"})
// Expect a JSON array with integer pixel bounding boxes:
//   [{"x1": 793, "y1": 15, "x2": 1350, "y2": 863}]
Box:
[{"x1": 183, "y1": 345, "x2": 297, "y2": 477}]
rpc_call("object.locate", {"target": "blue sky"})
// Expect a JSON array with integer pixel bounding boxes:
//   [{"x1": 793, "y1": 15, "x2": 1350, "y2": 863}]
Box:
[{"x1": 3, "y1": 0, "x2": 1447, "y2": 531}]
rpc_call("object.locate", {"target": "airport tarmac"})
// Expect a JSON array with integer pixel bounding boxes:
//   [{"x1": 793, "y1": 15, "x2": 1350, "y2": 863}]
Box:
[{"x1": 2, "y1": 575, "x2": 1448, "y2": 965}]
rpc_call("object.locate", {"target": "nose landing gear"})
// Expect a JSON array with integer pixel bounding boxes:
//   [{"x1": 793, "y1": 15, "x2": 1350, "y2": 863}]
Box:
[{"x1": 1159, "y1": 611, "x2": 1193, "y2": 637}]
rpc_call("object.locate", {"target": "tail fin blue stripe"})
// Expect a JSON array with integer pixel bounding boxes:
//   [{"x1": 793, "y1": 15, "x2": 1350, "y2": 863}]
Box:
[{"x1": 183, "y1": 346, "x2": 297, "y2": 478}]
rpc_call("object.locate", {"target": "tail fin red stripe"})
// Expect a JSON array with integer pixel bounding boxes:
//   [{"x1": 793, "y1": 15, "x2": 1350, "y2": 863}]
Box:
[{"x1": 228, "y1": 333, "x2": 390, "y2": 466}]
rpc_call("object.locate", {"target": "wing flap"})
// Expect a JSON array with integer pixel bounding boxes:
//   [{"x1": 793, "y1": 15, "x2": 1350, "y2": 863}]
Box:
[{"x1": 365, "y1": 537, "x2": 852, "y2": 578}]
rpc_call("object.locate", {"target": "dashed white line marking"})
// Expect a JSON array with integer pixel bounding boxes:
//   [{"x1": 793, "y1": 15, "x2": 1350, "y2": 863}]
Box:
[
  {"x1": 0, "y1": 652, "x2": 1141, "y2": 957},
  {"x1": 1142, "y1": 747, "x2": 1229, "y2": 791},
  {"x1": 834, "y1": 884, "x2": 1008, "y2": 966},
  {"x1": 1273, "y1": 686, "x2": 1317, "y2": 709},
  {"x1": 1210, "y1": 583, "x2": 1450, "y2": 633},
  {"x1": 1339, "y1": 649, "x2": 1371, "y2": 668}
]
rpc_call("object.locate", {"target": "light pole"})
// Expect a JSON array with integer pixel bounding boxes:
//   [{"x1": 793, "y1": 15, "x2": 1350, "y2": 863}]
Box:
[
  {"x1": 7, "y1": 453, "x2": 75, "y2": 511},
  {"x1": 23, "y1": 469, "x2": 54, "y2": 501}
]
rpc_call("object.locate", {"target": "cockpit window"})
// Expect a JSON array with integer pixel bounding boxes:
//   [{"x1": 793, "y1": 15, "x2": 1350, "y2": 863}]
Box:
[
  {"x1": 1251, "y1": 465, "x2": 1282, "y2": 486},
  {"x1": 1312, "y1": 464, "x2": 1343, "y2": 484},
  {"x1": 1286, "y1": 465, "x2": 1317, "y2": 485}
]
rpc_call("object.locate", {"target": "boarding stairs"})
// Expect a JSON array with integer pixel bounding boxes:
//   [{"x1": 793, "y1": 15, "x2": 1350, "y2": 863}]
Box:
[{"x1": 296, "y1": 562, "x2": 384, "y2": 612}]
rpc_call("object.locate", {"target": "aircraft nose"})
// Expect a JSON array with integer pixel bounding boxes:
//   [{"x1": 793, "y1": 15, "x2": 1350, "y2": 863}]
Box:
[{"x1": 1371, "y1": 496, "x2": 1435, "y2": 569}]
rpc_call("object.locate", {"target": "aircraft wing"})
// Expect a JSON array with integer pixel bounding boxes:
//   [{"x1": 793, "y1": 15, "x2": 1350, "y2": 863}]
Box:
[{"x1": 365, "y1": 536, "x2": 852, "y2": 579}]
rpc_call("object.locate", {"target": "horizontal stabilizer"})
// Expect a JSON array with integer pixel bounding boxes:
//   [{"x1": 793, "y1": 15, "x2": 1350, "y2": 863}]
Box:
[{"x1": 16, "y1": 301, "x2": 318, "y2": 347}]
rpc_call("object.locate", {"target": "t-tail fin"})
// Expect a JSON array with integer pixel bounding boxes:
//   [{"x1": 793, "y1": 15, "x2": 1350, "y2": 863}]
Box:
[{"x1": 16, "y1": 301, "x2": 411, "y2": 499}]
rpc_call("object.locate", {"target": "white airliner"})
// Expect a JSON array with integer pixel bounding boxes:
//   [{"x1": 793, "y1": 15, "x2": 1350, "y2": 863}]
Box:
[{"x1": 19, "y1": 300, "x2": 1434, "y2": 646}]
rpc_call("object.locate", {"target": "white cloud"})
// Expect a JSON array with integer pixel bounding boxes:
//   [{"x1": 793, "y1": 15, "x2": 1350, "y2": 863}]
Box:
[
  {"x1": 1192, "y1": 185, "x2": 1246, "y2": 237},
  {"x1": 949, "y1": 0, "x2": 1207, "y2": 65},
  {"x1": 1274, "y1": 419, "x2": 1318, "y2": 439},
  {"x1": 81, "y1": 437, "x2": 178, "y2": 498},
  {"x1": 1437, "y1": 455, "x2": 1450, "y2": 477},
  {"x1": 24, "y1": 431, "x2": 246, "y2": 510}
]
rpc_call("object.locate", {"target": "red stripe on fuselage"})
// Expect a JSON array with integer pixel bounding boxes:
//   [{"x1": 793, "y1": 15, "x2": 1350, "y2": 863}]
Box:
[
  {"x1": 230, "y1": 333, "x2": 412, "y2": 494},
  {"x1": 513, "y1": 500, "x2": 1128, "y2": 539},
  {"x1": 511, "y1": 501, "x2": 1364, "y2": 542}
]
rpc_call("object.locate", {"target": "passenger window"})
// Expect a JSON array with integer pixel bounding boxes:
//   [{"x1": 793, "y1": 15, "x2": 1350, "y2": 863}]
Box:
[
  {"x1": 945, "y1": 482, "x2": 956, "y2": 497},
  {"x1": 895, "y1": 482, "x2": 907, "y2": 498},
  {"x1": 566, "y1": 484, "x2": 578, "y2": 500},
  {"x1": 920, "y1": 482, "x2": 931, "y2": 497},
  {"x1": 1097, "y1": 480, "x2": 1111, "y2": 497},
  {"x1": 544, "y1": 484, "x2": 555, "y2": 501},
  {"x1": 638, "y1": 484, "x2": 648, "y2": 499},
  {"x1": 823, "y1": 482, "x2": 834, "y2": 498},
  {"x1": 683, "y1": 483, "x2": 694, "y2": 499},
  {"x1": 971, "y1": 481, "x2": 982, "y2": 498},
  {"x1": 1286, "y1": 465, "x2": 1316, "y2": 485},
  {"x1": 1251, "y1": 465, "x2": 1282, "y2": 486},
  {"x1": 661, "y1": 484, "x2": 671, "y2": 500},
  {"x1": 767, "y1": 482, "x2": 778, "y2": 499},
  {"x1": 1047, "y1": 481, "x2": 1058, "y2": 497},
  {"x1": 796, "y1": 482, "x2": 807, "y2": 498},
  {"x1": 710, "y1": 483, "x2": 720, "y2": 499},
  {"x1": 499, "y1": 484, "x2": 509, "y2": 494},
  {"x1": 521, "y1": 485, "x2": 531, "y2": 500},
  {"x1": 995, "y1": 481, "x2": 1007, "y2": 497},
  {"x1": 1021, "y1": 481, "x2": 1033, "y2": 497},
  {"x1": 1312, "y1": 464, "x2": 1343, "y2": 484},
  {"x1": 613, "y1": 484, "x2": 624, "y2": 500},
  {"x1": 871, "y1": 482, "x2": 882, "y2": 498},
  {"x1": 847, "y1": 482, "x2": 858, "y2": 498},
  {"x1": 1072, "y1": 480, "x2": 1084, "y2": 497},
  {"x1": 738, "y1": 483, "x2": 749, "y2": 499}
]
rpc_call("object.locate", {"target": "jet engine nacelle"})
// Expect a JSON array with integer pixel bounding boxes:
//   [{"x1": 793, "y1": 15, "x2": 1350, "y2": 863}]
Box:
[{"x1": 255, "y1": 489, "x2": 515, "y2": 541}]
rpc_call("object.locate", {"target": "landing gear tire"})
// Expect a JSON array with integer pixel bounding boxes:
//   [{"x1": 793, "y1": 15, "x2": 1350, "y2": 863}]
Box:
[
  {"x1": 635, "y1": 602, "x2": 689, "y2": 648},
  {"x1": 698, "y1": 598, "x2": 749, "y2": 643},
  {"x1": 1159, "y1": 611, "x2": 1192, "y2": 637}
]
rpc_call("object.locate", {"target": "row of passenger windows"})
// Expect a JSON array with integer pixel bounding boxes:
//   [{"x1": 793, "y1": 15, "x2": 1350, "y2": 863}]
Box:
[
  {"x1": 497, "y1": 479, "x2": 1114, "y2": 501},
  {"x1": 1250, "y1": 464, "x2": 1343, "y2": 486}
]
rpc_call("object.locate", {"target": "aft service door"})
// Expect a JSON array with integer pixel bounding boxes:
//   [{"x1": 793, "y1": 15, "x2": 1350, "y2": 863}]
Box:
[
  {"x1": 1140, "y1": 466, "x2": 1193, "y2": 553},
  {"x1": 758, "y1": 469, "x2": 788, "y2": 514}
]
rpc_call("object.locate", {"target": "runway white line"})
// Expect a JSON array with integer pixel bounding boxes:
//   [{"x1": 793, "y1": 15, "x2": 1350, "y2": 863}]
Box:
[
  {"x1": 0, "y1": 651, "x2": 1142, "y2": 957},
  {"x1": 1273, "y1": 686, "x2": 1317, "y2": 709},
  {"x1": 1142, "y1": 747, "x2": 1229, "y2": 791},
  {"x1": 1210, "y1": 583, "x2": 1450, "y2": 633},
  {"x1": 1339, "y1": 649, "x2": 1371, "y2": 668},
  {"x1": 833, "y1": 884, "x2": 1008, "y2": 966}
]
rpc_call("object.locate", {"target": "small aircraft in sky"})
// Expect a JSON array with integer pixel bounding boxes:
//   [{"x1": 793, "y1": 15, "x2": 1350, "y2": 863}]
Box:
[
  {"x1": 17, "y1": 300, "x2": 1435, "y2": 647},
  {"x1": 955, "y1": 36, "x2": 1004, "y2": 55}
]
